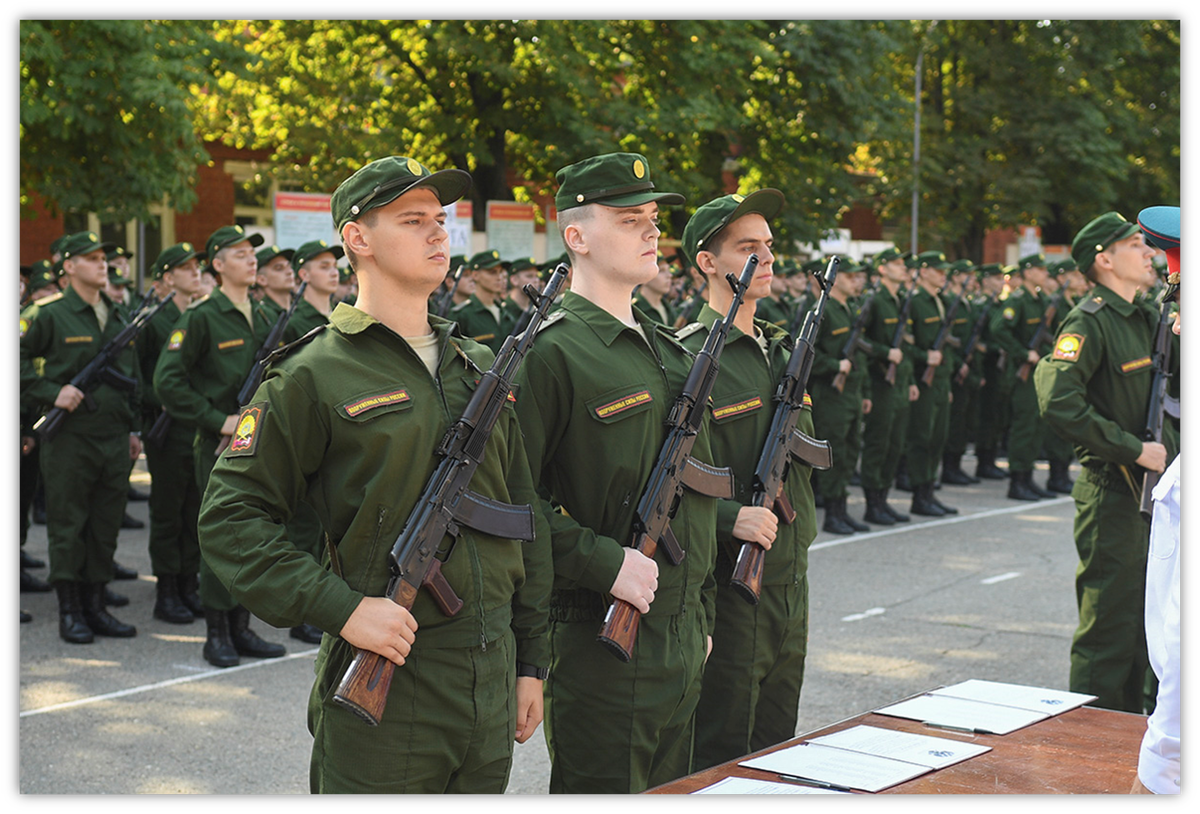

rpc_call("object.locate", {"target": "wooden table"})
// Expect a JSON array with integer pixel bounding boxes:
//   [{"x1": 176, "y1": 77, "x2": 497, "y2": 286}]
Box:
[{"x1": 648, "y1": 705, "x2": 1148, "y2": 794}]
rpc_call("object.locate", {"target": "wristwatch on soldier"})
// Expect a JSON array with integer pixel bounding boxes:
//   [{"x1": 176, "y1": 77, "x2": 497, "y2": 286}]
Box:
[{"x1": 516, "y1": 661, "x2": 549, "y2": 680}]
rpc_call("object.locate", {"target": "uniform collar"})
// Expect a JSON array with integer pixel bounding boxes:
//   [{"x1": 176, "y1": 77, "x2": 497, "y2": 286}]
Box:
[
  {"x1": 1088, "y1": 283, "x2": 1137, "y2": 316},
  {"x1": 61, "y1": 283, "x2": 116, "y2": 314},
  {"x1": 696, "y1": 301, "x2": 791, "y2": 349},
  {"x1": 560, "y1": 290, "x2": 659, "y2": 348},
  {"x1": 329, "y1": 301, "x2": 462, "y2": 345}
]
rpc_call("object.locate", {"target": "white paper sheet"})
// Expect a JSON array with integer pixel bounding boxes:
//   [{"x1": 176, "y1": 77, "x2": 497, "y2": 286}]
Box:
[
  {"x1": 739, "y1": 742, "x2": 931, "y2": 793},
  {"x1": 808, "y1": 724, "x2": 991, "y2": 769},
  {"x1": 691, "y1": 775, "x2": 850, "y2": 794},
  {"x1": 930, "y1": 679, "x2": 1097, "y2": 715},
  {"x1": 873, "y1": 693, "x2": 1048, "y2": 735}
]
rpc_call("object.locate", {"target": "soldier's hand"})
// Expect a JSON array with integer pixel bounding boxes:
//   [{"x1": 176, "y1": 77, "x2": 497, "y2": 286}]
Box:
[
  {"x1": 927, "y1": 349, "x2": 943, "y2": 366},
  {"x1": 339, "y1": 596, "x2": 419, "y2": 667},
  {"x1": 862, "y1": 398, "x2": 872, "y2": 415},
  {"x1": 610, "y1": 548, "x2": 659, "y2": 614},
  {"x1": 908, "y1": 384, "x2": 920, "y2": 402},
  {"x1": 887, "y1": 347, "x2": 904, "y2": 364},
  {"x1": 514, "y1": 677, "x2": 544, "y2": 744},
  {"x1": 838, "y1": 358, "x2": 853, "y2": 374},
  {"x1": 54, "y1": 384, "x2": 85, "y2": 412},
  {"x1": 219, "y1": 414, "x2": 240, "y2": 436},
  {"x1": 1136, "y1": 442, "x2": 1168, "y2": 474},
  {"x1": 21, "y1": 435, "x2": 36, "y2": 455},
  {"x1": 733, "y1": 505, "x2": 778, "y2": 550},
  {"x1": 1026, "y1": 349, "x2": 1040, "y2": 364},
  {"x1": 129, "y1": 433, "x2": 143, "y2": 460},
  {"x1": 958, "y1": 363, "x2": 970, "y2": 380}
]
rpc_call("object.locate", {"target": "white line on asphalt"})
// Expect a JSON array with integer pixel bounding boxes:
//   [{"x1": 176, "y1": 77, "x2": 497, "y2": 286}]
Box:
[
  {"x1": 981, "y1": 572, "x2": 1022, "y2": 585},
  {"x1": 810, "y1": 496, "x2": 1072, "y2": 552},
  {"x1": 842, "y1": 607, "x2": 887, "y2": 622},
  {"x1": 20, "y1": 647, "x2": 320, "y2": 718}
]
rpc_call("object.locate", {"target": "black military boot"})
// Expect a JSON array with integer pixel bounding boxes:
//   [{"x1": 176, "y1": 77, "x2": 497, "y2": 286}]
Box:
[
  {"x1": 1046, "y1": 461, "x2": 1075, "y2": 494},
  {"x1": 1029, "y1": 472, "x2": 1056, "y2": 498},
  {"x1": 177, "y1": 573, "x2": 203, "y2": 617},
  {"x1": 974, "y1": 449, "x2": 1008, "y2": 480},
  {"x1": 882, "y1": 489, "x2": 910, "y2": 523},
  {"x1": 81, "y1": 583, "x2": 137, "y2": 637},
  {"x1": 822, "y1": 497, "x2": 857, "y2": 535},
  {"x1": 930, "y1": 490, "x2": 959, "y2": 515},
  {"x1": 1007, "y1": 470, "x2": 1043, "y2": 501},
  {"x1": 153, "y1": 575, "x2": 194, "y2": 624},
  {"x1": 104, "y1": 585, "x2": 129, "y2": 607},
  {"x1": 841, "y1": 496, "x2": 870, "y2": 531},
  {"x1": 863, "y1": 489, "x2": 895, "y2": 526},
  {"x1": 941, "y1": 452, "x2": 977, "y2": 485},
  {"x1": 21, "y1": 549, "x2": 46, "y2": 569},
  {"x1": 290, "y1": 623, "x2": 323, "y2": 644},
  {"x1": 203, "y1": 608, "x2": 239, "y2": 668},
  {"x1": 229, "y1": 606, "x2": 286, "y2": 659},
  {"x1": 112, "y1": 561, "x2": 138, "y2": 580},
  {"x1": 893, "y1": 459, "x2": 913, "y2": 492},
  {"x1": 910, "y1": 483, "x2": 946, "y2": 517},
  {"x1": 21, "y1": 568, "x2": 52, "y2": 593},
  {"x1": 55, "y1": 582, "x2": 94, "y2": 644}
]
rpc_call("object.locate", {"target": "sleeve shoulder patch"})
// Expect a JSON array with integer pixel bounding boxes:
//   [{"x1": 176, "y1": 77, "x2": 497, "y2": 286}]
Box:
[
  {"x1": 226, "y1": 402, "x2": 267, "y2": 457},
  {"x1": 1052, "y1": 333, "x2": 1085, "y2": 362}
]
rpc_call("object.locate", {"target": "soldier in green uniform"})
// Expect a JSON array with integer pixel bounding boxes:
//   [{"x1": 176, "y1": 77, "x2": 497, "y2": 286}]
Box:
[
  {"x1": 809, "y1": 257, "x2": 870, "y2": 533},
  {"x1": 903, "y1": 251, "x2": 958, "y2": 516},
  {"x1": 755, "y1": 259, "x2": 793, "y2": 328},
  {"x1": 674, "y1": 190, "x2": 819, "y2": 769},
  {"x1": 1034, "y1": 212, "x2": 1177, "y2": 713},
  {"x1": 197, "y1": 156, "x2": 550, "y2": 793},
  {"x1": 511, "y1": 152, "x2": 720, "y2": 794},
  {"x1": 971, "y1": 264, "x2": 1012, "y2": 479},
  {"x1": 288, "y1": 239, "x2": 344, "y2": 339},
  {"x1": 138, "y1": 242, "x2": 207, "y2": 623},
  {"x1": 941, "y1": 259, "x2": 982, "y2": 485},
  {"x1": 632, "y1": 254, "x2": 676, "y2": 325},
  {"x1": 153, "y1": 224, "x2": 286, "y2": 667},
  {"x1": 503, "y1": 256, "x2": 540, "y2": 320},
  {"x1": 857, "y1": 247, "x2": 919, "y2": 525},
  {"x1": 450, "y1": 249, "x2": 517, "y2": 353},
  {"x1": 254, "y1": 244, "x2": 296, "y2": 320},
  {"x1": 991, "y1": 253, "x2": 1056, "y2": 500},
  {"x1": 19, "y1": 231, "x2": 141, "y2": 643},
  {"x1": 1040, "y1": 260, "x2": 1079, "y2": 494}
]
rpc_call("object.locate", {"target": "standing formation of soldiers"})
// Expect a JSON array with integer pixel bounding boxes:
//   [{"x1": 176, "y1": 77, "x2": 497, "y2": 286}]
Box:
[{"x1": 20, "y1": 148, "x2": 1178, "y2": 794}]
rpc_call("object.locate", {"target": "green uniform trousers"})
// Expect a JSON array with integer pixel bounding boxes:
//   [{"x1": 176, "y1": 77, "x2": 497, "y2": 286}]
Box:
[
  {"x1": 810, "y1": 382, "x2": 858, "y2": 499},
  {"x1": 860, "y1": 377, "x2": 910, "y2": 491},
  {"x1": 945, "y1": 377, "x2": 978, "y2": 458},
  {"x1": 308, "y1": 630, "x2": 517, "y2": 793},
  {"x1": 974, "y1": 358, "x2": 1012, "y2": 456},
  {"x1": 1069, "y1": 470, "x2": 1152, "y2": 713},
  {"x1": 1006, "y1": 376, "x2": 1044, "y2": 473},
  {"x1": 144, "y1": 422, "x2": 201, "y2": 578},
  {"x1": 544, "y1": 611, "x2": 706, "y2": 793},
  {"x1": 907, "y1": 377, "x2": 950, "y2": 486},
  {"x1": 194, "y1": 431, "x2": 236, "y2": 610},
  {"x1": 40, "y1": 431, "x2": 128, "y2": 585},
  {"x1": 694, "y1": 572, "x2": 808, "y2": 771}
]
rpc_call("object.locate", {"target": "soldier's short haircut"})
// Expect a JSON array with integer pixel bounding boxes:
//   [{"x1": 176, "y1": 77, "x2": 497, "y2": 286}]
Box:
[
  {"x1": 556, "y1": 204, "x2": 595, "y2": 265},
  {"x1": 341, "y1": 209, "x2": 381, "y2": 273}
]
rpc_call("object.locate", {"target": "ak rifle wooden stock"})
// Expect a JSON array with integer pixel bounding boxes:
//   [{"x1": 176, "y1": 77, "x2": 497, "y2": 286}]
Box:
[
  {"x1": 596, "y1": 257, "x2": 756, "y2": 661},
  {"x1": 729, "y1": 257, "x2": 837, "y2": 604},
  {"x1": 332, "y1": 266, "x2": 566, "y2": 726}
]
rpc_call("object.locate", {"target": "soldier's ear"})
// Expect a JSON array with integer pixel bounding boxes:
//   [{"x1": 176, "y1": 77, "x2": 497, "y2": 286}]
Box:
[
  {"x1": 694, "y1": 250, "x2": 719, "y2": 278},
  {"x1": 563, "y1": 222, "x2": 588, "y2": 259},
  {"x1": 341, "y1": 222, "x2": 370, "y2": 258}
]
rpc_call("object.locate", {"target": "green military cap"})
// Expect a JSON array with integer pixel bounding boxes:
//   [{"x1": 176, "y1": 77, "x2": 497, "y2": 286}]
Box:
[
  {"x1": 50, "y1": 234, "x2": 71, "y2": 258},
  {"x1": 331, "y1": 155, "x2": 472, "y2": 232},
  {"x1": 555, "y1": 152, "x2": 684, "y2": 212},
  {"x1": 256, "y1": 244, "x2": 295, "y2": 267},
  {"x1": 507, "y1": 256, "x2": 538, "y2": 274},
  {"x1": 293, "y1": 239, "x2": 345, "y2": 269},
  {"x1": 947, "y1": 258, "x2": 974, "y2": 275},
  {"x1": 1071, "y1": 211, "x2": 1140, "y2": 275},
  {"x1": 152, "y1": 242, "x2": 206, "y2": 279},
  {"x1": 468, "y1": 249, "x2": 503, "y2": 271},
  {"x1": 801, "y1": 259, "x2": 825, "y2": 275},
  {"x1": 873, "y1": 246, "x2": 905, "y2": 266},
  {"x1": 679, "y1": 189, "x2": 784, "y2": 265},
  {"x1": 910, "y1": 250, "x2": 949, "y2": 270},
  {"x1": 1017, "y1": 252, "x2": 1047, "y2": 271},
  {"x1": 27, "y1": 259, "x2": 56, "y2": 290},
  {"x1": 449, "y1": 254, "x2": 466, "y2": 270},
  {"x1": 106, "y1": 245, "x2": 133, "y2": 262},
  {"x1": 60, "y1": 231, "x2": 117, "y2": 261},
  {"x1": 107, "y1": 266, "x2": 133, "y2": 287},
  {"x1": 205, "y1": 225, "x2": 264, "y2": 261},
  {"x1": 975, "y1": 262, "x2": 1006, "y2": 278}
]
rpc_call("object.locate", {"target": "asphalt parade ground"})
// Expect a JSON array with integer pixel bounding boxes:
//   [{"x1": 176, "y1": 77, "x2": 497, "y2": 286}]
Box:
[{"x1": 18, "y1": 455, "x2": 1087, "y2": 795}]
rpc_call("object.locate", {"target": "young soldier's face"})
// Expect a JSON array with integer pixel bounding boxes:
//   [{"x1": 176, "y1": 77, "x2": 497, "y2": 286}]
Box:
[
  {"x1": 707, "y1": 213, "x2": 775, "y2": 302},
  {"x1": 357, "y1": 187, "x2": 450, "y2": 296},
  {"x1": 1102, "y1": 232, "x2": 1156, "y2": 288},
  {"x1": 472, "y1": 265, "x2": 506, "y2": 296},
  {"x1": 509, "y1": 268, "x2": 539, "y2": 294},
  {"x1": 257, "y1": 255, "x2": 295, "y2": 294},
  {"x1": 580, "y1": 202, "x2": 662, "y2": 286},
  {"x1": 301, "y1": 252, "x2": 341, "y2": 296},
  {"x1": 215, "y1": 240, "x2": 259, "y2": 288},
  {"x1": 166, "y1": 258, "x2": 202, "y2": 297},
  {"x1": 882, "y1": 257, "x2": 908, "y2": 283},
  {"x1": 65, "y1": 249, "x2": 109, "y2": 291},
  {"x1": 1023, "y1": 265, "x2": 1048, "y2": 288}
]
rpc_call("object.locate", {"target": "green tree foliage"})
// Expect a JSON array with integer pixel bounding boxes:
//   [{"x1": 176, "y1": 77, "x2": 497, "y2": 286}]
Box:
[
  {"x1": 877, "y1": 19, "x2": 1179, "y2": 260},
  {"x1": 197, "y1": 20, "x2": 910, "y2": 244},
  {"x1": 19, "y1": 20, "x2": 256, "y2": 222}
]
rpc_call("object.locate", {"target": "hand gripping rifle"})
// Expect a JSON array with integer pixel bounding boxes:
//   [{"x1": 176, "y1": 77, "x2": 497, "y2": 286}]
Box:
[
  {"x1": 830, "y1": 291, "x2": 875, "y2": 394},
  {"x1": 333, "y1": 266, "x2": 567, "y2": 726},
  {"x1": 33, "y1": 293, "x2": 172, "y2": 441},
  {"x1": 1015, "y1": 290, "x2": 1065, "y2": 382},
  {"x1": 919, "y1": 288, "x2": 966, "y2": 387},
  {"x1": 729, "y1": 257, "x2": 837, "y2": 604},
  {"x1": 433, "y1": 262, "x2": 466, "y2": 318},
  {"x1": 595, "y1": 256, "x2": 757, "y2": 661},
  {"x1": 1139, "y1": 298, "x2": 1180, "y2": 518}
]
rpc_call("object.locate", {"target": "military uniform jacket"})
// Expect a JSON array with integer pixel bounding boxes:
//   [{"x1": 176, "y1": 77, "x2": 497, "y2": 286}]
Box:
[
  {"x1": 136, "y1": 298, "x2": 183, "y2": 420},
  {"x1": 679, "y1": 305, "x2": 818, "y2": 584},
  {"x1": 1034, "y1": 283, "x2": 1179, "y2": 469},
  {"x1": 153, "y1": 288, "x2": 271, "y2": 435},
  {"x1": 755, "y1": 295, "x2": 791, "y2": 329},
  {"x1": 991, "y1": 286, "x2": 1051, "y2": 365},
  {"x1": 908, "y1": 286, "x2": 952, "y2": 384},
  {"x1": 632, "y1": 292, "x2": 674, "y2": 326},
  {"x1": 19, "y1": 286, "x2": 139, "y2": 437},
  {"x1": 284, "y1": 297, "x2": 331, "y2": 343},
  {"x1": 512, "y1": 291, "x2": 719, "y2": 629},
  {"x1": 198, "y1": 306, "x2": 549, "y2": 668},
  {"x1": 451, "y1": 293, "x2": 518, "y2": 354},
  {"x1": 810, "y1": 296, "x2": 866, "y2": 397},
  {"x1": 858, "y1": 284, "x2": 915, "y2": 386}
]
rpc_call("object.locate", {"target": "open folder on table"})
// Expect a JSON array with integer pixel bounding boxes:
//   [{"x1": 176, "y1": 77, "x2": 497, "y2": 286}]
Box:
[{"x1": 873, "y1": 679, "x2": 1098, "y2": 735}]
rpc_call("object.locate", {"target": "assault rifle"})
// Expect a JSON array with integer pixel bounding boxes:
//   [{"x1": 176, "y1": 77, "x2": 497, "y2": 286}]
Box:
[
  {"x1": 1015, "y1": 290, "x2": 1065, "y2": 382},
  {"x1": 672, "y1": 280, "x2": 708, "y2": 328},
  {"x1": 1140, "y1": 298, "x2": 1180, "y2": 518},
  {"x1": 596, "y1": 256, "x2": 757, "y2": 661},
  {"x1": 830, "y1": 291, "x2": 874, "y2": 394},
  {"x1": 333, "y1": 265, "x2": 567, "y2": 726},
  {"x1": 236, "y1": 281, "x2": 308, "y2": 408},
  {"x1": 729, "y1": 257, "x2": 837, "y2": 604},
  {"x1": 919, "y1": 288, "x2": 966, "y2": 386},
  {"x1": 954, "y1": 293, "x2": 997, "y2": 385},
  {"x1": 433, "y1": 262, "x2": 466, "y2": 318},
  {"x1": 33, "y1": 293, "x2": 172, "y2": 441}
]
